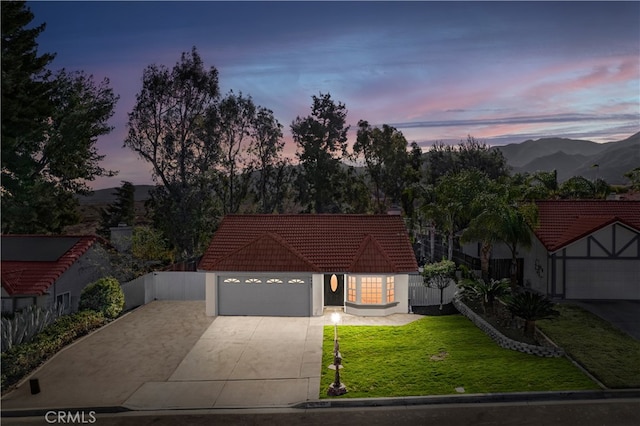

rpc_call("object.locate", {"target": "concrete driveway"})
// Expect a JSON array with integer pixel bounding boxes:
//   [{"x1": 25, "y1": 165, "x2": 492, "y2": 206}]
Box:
[
  {"x1": 1, "y1": 301, "x2": 421, "y2": 412},
  {"x1": 571, "y1": 300, "x2": 640, "y2": 341}
]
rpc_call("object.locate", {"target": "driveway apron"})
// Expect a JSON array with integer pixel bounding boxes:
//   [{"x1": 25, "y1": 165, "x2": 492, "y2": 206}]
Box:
[{"x1": 124, "y1": 315, "x2": 325, "y2": 409}]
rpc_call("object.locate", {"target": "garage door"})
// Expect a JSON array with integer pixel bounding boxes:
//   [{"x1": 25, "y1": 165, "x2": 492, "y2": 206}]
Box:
[
  {"x1": 217, "y1": 274, "x2": 312, "y2": 316},
  {"x1": 565, "y1": 259, "x2": 640, "y2": 300}
]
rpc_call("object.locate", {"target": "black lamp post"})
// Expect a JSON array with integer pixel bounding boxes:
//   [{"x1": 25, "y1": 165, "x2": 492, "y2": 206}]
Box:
[{"x1": 327, "y1": 312, "x2": 347, "y2": 396}]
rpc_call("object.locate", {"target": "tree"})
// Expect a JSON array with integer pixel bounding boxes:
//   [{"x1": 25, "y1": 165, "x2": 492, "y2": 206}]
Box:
[
  {"x1": 248, "y1": 107, "x2": 288, "y2": 213},
  {"x1": 353, "y1": 121, "x2": 409, "y2": 213},
  {"x1": 559, "y1": 175, "x2": 609, "y2": 199},
  {"x1": 97, "y1": 181, "x2": 135, "y2": 238},
  {"x1": 291, "y1": 93, "x2": 349, "y2": 213},
  {"x1": 424, "y1": 135, "x2": 509, "y2": 185},
  {"x1": 422, "y1": 259, "x2": 456, "y2": 310},
  {"x1": 425, "y1": 170, "x2": 490, "y2": 260},
  {"x1": 624, "y1": 167, "x2": 640, "y2": 190},
  {"x1": 217, "y1": 91, "x2": 256, "y2": 214},
  {"x1": 521, "y1": 170, "x2": 559, "y2": 200},
  {"x1": 124, "y1": 47, "x2": 220, "y2": 259},
  {"x1": 2, "y1": 1, "x2": 119, "y2": 233}
]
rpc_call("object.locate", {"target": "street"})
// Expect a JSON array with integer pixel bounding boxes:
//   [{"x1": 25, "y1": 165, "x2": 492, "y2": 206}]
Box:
[{"x1": 3, "y1": 398, "x2": 639, "y2": 426}]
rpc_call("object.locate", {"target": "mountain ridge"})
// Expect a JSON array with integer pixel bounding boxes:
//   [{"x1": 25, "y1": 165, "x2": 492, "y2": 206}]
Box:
[{"x1": 494, "y1": 131, "x2": 639, "y2": 184}]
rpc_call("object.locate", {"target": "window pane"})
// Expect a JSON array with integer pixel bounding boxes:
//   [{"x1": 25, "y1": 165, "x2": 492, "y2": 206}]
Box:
[
  {"x1": 347, "y1": 276, "x2": 356, "y2": 302},
  {"x1": 361, "y1": 277, "x2": 382, "y2": 304},
  {"x1": 387, "y1": 276, "x2": 395, "y2": 303}
]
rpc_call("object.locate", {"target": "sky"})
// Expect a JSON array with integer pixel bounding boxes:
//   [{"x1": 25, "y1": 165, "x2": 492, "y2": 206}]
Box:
[{"x1": 26, "y1": 1, "x2": 640, "y2": 190}]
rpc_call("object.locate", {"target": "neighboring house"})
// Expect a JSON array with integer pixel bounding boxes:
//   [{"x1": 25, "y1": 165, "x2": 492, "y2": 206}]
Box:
[
  {"x1": 462, "y1": 200, "x2": 640, "y2": 300},
  {"x1": 198, "y1": 214, "x2": 419, "y2": 317},
  {"x1": 1, "y1": 235, "x2": 112, "y2": 314}
]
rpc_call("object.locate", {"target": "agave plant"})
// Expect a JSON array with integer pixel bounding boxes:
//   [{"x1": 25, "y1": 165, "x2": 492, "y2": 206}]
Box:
[
  {"x1": 506, "y1": 291, "x2": 559, "y2": 337},
  {"x1": 1, "y1": 304, "x2": 64, "y2": 352}
]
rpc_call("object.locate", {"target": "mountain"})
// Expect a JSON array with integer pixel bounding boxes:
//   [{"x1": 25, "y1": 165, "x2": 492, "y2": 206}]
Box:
[
  {"x1": 495, "y1": 137, "x2": 610, "y2": 168},
  {"x1": 495, "y1": 132, "x2": 639, "y2": 184},
  {"x1": 78, "y1": 184, "x2": 155, "y2": 205}
]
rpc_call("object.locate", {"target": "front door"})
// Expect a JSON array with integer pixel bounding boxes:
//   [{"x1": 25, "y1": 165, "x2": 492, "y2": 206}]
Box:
[{"x1": 324, "y1": 274, "x2": 345, "y2": 306}]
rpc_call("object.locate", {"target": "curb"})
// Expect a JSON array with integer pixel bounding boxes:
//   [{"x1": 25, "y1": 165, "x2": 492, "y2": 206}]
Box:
[
  {"x1": 4, "y1": 389, "x2": 639, "y2": 418},
  {"x1": 294, "y1": 389, "x2": 640, "y2": 409}
]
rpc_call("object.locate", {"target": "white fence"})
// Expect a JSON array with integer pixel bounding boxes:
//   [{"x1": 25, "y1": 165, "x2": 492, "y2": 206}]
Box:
[
  {"x1": 121, "y1": 272, "x2": 206, "y2": 311},
  {"x1": 408, "y1": 274, "x2": 458, "y2": 306}
]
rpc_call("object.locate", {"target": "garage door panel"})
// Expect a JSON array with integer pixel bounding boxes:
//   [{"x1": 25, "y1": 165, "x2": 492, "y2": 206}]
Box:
[
  {"x1": 218, "y1": 275, "x2": 311, "y2": 316},
  {"x1": 566, "y1": 259, "x2": 640, "y2": 300}
]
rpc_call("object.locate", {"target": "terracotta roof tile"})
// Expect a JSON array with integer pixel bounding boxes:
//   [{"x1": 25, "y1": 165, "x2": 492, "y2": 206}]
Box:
[
  {"x1": 199, "y1": 215, "x2": 418, "y2": 273},
  {"x1": 535, "y1": 201, "x2": 640, "y2": 252},
  {"x1": 1, "y1": 235, "x2": 103, "y2": 296}
]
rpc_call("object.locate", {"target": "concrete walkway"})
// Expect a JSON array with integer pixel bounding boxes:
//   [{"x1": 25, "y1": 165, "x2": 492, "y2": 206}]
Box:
[{"x1": 1, "y1": 301, "x2": 423, "y2": 412}]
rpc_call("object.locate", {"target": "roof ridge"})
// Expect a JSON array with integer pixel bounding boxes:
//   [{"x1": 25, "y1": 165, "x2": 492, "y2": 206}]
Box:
[
  {"x1": 349, "y1": 234, "x2": 397, "y2": 273},
  {"x1": 211, "y1": 232, "x2": 320, "y2": 272}
]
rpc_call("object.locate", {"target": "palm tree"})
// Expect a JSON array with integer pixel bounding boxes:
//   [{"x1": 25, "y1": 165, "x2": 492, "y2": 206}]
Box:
[{"x1": 461, "y1": 180, "x2": 537, "y2": 287}]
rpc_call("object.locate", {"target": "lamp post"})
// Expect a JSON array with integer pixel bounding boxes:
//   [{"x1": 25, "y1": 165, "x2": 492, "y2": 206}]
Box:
[{"x1": 327, "y1": 311, "x2": 347, "y2": 396}]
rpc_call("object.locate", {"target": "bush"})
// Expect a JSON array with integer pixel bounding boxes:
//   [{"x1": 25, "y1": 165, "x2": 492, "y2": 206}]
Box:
[
  {"x1": 79, "y1": 277, "x2": 125, "y2": 319},
  {"x1": 505, "y1": 290, "x2": 559, "y2": 337},
  {"x1": 1, "y1": 310, "x2": 106, "y2": 392}
]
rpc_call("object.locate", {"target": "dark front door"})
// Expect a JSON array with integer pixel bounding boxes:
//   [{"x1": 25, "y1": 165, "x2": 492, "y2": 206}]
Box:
[{"x1": 324, "y1": 274, "x2": 345, "y2": 306}]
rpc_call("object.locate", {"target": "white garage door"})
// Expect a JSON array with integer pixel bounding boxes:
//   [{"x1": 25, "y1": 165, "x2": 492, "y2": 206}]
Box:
[
  {"x1": 217, "y1": 274, "x2": 312, "y2": 316},
  {"x1": 565, "y1": 259, "x2": 640, "y2": 300}
]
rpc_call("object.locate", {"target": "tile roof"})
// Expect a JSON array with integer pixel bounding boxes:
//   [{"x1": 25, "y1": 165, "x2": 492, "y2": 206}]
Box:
[
  {"x1": 199, "y1": 214, "x2": 418, "y2": 273},
  {"x1": 534, "y1": 201, "x2": 640, "y2": 252},
  {"x1": 1, "y1": 235, "x2": 103, "y2": 296}
]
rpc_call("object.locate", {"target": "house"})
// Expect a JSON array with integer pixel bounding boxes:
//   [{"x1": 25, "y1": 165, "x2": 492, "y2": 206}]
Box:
[
  {"x1": 1, "y1": 235, "x2": 112, "y2": 314},
  {"x1": 198, "y1": 214, "x2": 419, "y2": 317},
  {"x1": 462, "y1": 200, "x2": 640, "y2": 300},
  {"x1": 524, "y1": 200, "x2": 640, "y2": 300}
]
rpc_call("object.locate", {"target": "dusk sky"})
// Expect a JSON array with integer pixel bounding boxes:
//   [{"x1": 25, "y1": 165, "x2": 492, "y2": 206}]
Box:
[{"x1": 27, "y1": 1, "x2": 640, "y2": 190}]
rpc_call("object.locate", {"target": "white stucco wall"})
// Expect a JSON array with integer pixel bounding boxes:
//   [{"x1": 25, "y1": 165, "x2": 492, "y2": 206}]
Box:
[
  {"x1": 312, "y1": 273, "x2": 324, "y2": 316},
  {"x1": 344, "y1": 273, "x2": 409, "y2": 317}
]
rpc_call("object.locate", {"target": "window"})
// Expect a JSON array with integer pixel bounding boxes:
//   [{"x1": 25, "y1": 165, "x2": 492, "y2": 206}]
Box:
[
  {"x1": 386, "y1": 276, "x2": 395, "y2": 303},
  {"x1": 245, "y1": 278, "x2": 262, "y2": 284},
  {"x1": 266, "y1": 278, "x2": 283, "y2": 284},
  {"x1": 56, "y1": 292, "x2": 70, "y2": 312},
  {"x1": 347, "y1": 276, "x2": 356, "y2": 302},
  {"x1": 223, "y1": 278, "x2": 240, "y2": 283},
  {"x1": 361, "y1": 277, "x2": 382, "y2": 304},
  {"x1": 288, "y1": 278, "x2": 305, "y2": 284}
]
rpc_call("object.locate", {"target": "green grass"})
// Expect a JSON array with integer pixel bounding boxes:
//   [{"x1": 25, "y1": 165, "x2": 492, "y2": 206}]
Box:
[
  {"x1": 537, "y1": 304, "x2": 640, "y2": 389},
  {"x1": 320, "y1": 315, "x2": 598, "y2": 398}
]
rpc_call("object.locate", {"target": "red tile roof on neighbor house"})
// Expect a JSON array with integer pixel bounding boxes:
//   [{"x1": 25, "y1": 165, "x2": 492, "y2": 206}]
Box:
[
  {"x1": 199, "y1": 215, "x2": 419, "y2": 273},
  {"x1": 1, "y1": 235, "x2": 103, "y2": 296},
  {"x1": 535, "y1": 200, "x2": 640, "y2": 252}
]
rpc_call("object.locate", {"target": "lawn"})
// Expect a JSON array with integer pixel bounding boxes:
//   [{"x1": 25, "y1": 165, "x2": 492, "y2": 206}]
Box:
[
  {"x1": 537, "y1": 304, "x2": 640, "y2": 389},
  {"x1": 320, "y1": 315, "x2": 598, "y2": 398}
]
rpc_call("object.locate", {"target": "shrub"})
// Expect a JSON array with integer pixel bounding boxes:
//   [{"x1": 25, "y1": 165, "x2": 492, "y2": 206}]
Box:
[
  {"x1": 79, "y1": 277, "x2": 125, "y2": 319},
  {"x1": 458, "y1": 277, "x2": 510, "y2": 315},
  {"x1": 1, "y1": 310, "x2": 106, "y2": 392},
  {"x1": 506, "y1": 291, "x2": 559, "y2": 337}
]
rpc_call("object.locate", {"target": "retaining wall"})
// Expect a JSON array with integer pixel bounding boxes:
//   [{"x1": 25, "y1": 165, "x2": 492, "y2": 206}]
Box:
[{"x1": 453, "y1": 296, "x2": 565, "y2": 357}]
